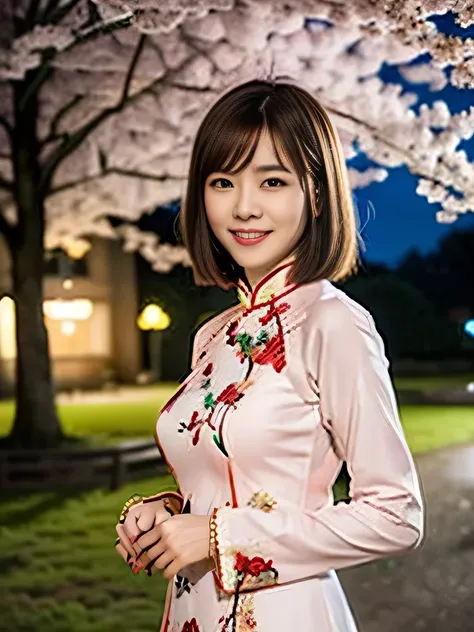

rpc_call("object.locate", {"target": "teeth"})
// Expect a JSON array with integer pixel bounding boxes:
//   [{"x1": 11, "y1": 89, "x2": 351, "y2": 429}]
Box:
[{"x1": 235, "y1": 231, "x2": 268, "y2": 239}]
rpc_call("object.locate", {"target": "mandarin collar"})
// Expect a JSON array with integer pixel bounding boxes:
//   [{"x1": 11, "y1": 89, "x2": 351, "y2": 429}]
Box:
[{"x1": 236, "y1": 261, "x2": 298, "y2": 310}]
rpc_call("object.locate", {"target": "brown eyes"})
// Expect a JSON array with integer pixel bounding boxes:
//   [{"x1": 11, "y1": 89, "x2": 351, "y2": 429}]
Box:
[{"x1": 209, "y1": 178, "x2": 287, "y2": 189}]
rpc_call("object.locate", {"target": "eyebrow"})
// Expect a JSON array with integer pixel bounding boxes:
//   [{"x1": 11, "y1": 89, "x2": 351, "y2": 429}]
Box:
[{"x1": 252, "y1": 163, "x2": 292, "y2": 174}]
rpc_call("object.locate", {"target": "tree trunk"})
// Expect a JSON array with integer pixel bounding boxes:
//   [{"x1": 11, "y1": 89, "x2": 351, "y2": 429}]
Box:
[{"x1": 5, "y1": 75, "x2": 63, "y2": 448}]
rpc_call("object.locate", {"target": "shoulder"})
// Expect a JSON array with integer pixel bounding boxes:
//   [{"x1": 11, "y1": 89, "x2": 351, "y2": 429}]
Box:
[
  {"x1": 303, "y1": 280, "x2": 374, "y2": 335},
  {"x1": 191, "y1": 302, "x2": 242, "y2": 368},
  {"x1": 299, "y1": 280, "x2": 385, "y2": 362}
]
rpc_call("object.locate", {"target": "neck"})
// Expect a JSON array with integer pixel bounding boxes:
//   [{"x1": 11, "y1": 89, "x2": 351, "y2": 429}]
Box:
[{"x1": 244, "y1": 255, "x2": 296, "y2": 291}]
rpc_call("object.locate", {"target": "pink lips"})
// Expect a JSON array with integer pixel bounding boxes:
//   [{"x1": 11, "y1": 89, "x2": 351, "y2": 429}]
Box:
[{"x1": 230, "y1": 231, "x2": 272, "y2": 246}]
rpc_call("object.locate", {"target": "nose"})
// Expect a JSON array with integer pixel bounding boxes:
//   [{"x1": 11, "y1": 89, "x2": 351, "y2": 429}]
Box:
[{"x1": 232, "y1": 186, "x2": 262, "y2": 220}]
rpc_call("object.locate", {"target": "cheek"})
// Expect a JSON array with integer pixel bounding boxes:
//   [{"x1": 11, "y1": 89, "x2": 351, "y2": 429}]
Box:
[
  {"x1": 272, "y1": 189, "x2": 306, "y2": 227},
  {"x1": 204, "y1": 190, "x2": 228, "y2": 233}
]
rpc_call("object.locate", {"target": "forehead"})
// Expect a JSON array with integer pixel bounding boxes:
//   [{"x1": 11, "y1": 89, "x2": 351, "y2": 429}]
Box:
[{"x1": 223, "y1": 127, "x2": 294, "y2": 175}]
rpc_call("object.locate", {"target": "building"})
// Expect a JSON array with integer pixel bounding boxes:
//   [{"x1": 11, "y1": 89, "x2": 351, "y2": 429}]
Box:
[{"x1": 0, "y1": 236, "x2": 142, "y2": 395}]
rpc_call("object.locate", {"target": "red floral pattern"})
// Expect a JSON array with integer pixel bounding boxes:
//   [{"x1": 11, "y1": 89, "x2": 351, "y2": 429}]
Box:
[
  {"x1": 216, "y1": 383, "x2": 244, "y2": 407},
  {"x1": 203, "y1": 362, "x2": 214, "y2": 377},
  {"x1": 227, "y1": 300, "x2": 289, "y2": 374},
  {"x1": 235, "y1": 552, "x2": 274, "y2": 576},
  {"x1": 181, "y1": 618, "x2": 200, "y2": 632},
  {"x1": 219, "y1": 553, "x2": 277, "y2": 632}
]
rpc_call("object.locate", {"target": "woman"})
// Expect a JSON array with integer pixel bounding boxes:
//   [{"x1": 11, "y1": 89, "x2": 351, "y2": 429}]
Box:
[{"x1": 115, "y1": 79, "x2": 425, "y2": 632}]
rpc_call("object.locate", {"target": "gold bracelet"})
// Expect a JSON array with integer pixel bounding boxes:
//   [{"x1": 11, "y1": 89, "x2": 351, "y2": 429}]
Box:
[
  {"x1": 209, "y1": 507, "x2": 219, "y2": 569},
  {"x1": 119, "y1": 494, "x2": 143, "y2": 523}
]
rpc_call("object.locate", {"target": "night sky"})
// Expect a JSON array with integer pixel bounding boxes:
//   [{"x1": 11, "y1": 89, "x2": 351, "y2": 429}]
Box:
[{"x1": 354, "y1": 12, "x2": 474, "y2": 268}]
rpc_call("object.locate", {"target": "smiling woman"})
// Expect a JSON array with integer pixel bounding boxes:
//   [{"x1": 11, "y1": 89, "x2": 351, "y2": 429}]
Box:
[
  {"x1": 180, "y1": 79, "x2": 358, "y2": 292},
  {"x1": 115, "y1": 79, "x2": 424, "y2": 632}
]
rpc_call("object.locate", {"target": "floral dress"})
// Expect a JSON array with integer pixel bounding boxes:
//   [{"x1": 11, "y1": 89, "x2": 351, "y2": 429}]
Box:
[{"x1": 154, "y1": 261, "x2": 424, "y2": 632}]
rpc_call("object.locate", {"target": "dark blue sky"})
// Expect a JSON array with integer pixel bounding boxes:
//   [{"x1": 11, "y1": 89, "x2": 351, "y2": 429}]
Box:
[{"x1": 349, "y1": 12, "x2": 474, "y2": 268}]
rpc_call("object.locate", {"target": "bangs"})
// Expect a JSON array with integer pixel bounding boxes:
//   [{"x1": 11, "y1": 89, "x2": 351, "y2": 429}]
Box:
[{"x1": 199, "y1": 93, "x2": 310, "y2": 182}]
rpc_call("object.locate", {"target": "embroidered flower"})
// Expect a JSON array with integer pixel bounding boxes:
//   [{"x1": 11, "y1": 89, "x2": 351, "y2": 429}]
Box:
[
  {"x1": 225, "y1": 319, "x2": 240, "y2": 346},
  {"x1": 235, "y1": 553, "x2": 273, "y2": 577},
  {"x1": 181, "y1": 618, "x2": 200, "y2": 632},
  {"x1": 219, "y1": 552, "x2": 277, "y2": 631},
  {"x1": 226, "y1": 301, "x2": 288, "y2": 374},
  {"x1": 179, "y1": 409, "x2": 216, "y2": 446},
  {"x1": 252, "y1": 333, "x2": 286, "y2": 373},
  {"x1": 216, "y1": 383, "x2": 244, "y2": 407},
  {"x1": 203, "y1": 362, "x2": 214, "y2": 377}
]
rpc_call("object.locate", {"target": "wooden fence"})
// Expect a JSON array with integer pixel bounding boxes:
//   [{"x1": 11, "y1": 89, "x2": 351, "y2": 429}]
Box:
[{"x1": 0, "y1": 439, "x2": 168, "y2": 491}]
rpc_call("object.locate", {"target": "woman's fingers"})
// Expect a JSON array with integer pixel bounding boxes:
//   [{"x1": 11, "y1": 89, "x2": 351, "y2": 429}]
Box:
[
  {"x1": 149, "y1": 548, "x2": 175, "y2": 573},
  {"x1": 133, "y1": 524, "x2": 162, "y2": 551},
  {"x1": 115, "y1": 523, "x2": 136, "y2": 558},
  {"x1": 115, "y1": 540, "x2": 130, "y2": 563},
  {"x1": 136, "y1": 538, "x2": 165, "y2": 566}
]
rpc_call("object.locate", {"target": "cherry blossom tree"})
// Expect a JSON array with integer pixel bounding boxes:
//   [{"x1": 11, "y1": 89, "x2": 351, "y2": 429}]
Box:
[{"x1": 0, "y1": 0, "x2": 473, "y2": 447}]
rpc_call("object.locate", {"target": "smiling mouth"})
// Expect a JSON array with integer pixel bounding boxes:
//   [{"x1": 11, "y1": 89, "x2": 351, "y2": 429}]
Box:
[{"x1": 229, "y1": 230, "x2": 272, "y2": 239}]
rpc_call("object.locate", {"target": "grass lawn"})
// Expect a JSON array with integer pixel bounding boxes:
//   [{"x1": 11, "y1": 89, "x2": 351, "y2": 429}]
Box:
[
  {"x1": 1, "y1": 380, "x2": 474, "y2": 631},
  {"x1": 1, "y1": 477, "x2": 175, "y2": 632},
  {"x1": 394, "y1": 373, "x2": 474, "y2": 391}
]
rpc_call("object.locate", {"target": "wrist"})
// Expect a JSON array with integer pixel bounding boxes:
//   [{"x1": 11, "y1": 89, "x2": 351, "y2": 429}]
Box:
[{"x1": 142, "y1": 491, "x2": 183, "y2": 515}]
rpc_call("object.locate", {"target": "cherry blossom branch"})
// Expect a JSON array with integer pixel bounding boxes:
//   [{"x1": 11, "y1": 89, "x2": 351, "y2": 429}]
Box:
[
  {"x1": 325, "y1": 104, "x2": 447, "y2": 189},
  {"x1": 120, "y1": 33, "x2": 146, "y2": 104},
  {"x1": 40, "y1": 33, "x2": 150, "y2": 189},
  {"x1": 50, "y1": 167, "x2": 184, "y2": 196},
  {"x1": 41, "y1": 39, "x2": 198, "y2": 192},
  {"x1": 41, "y1": 95, "x2": 84, "y2": 146}
]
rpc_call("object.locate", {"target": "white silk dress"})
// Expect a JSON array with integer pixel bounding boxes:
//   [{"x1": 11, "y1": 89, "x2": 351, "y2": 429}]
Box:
[{"x1": 154, "y1": 261, "x2": 425, "y2": 632}]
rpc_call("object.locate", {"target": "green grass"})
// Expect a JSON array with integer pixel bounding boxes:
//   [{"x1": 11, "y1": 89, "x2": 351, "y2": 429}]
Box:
[
  {"x1": 0, "y1": 476, "x2": 175, "y2": 632},
  {"x1": 0, "y1": 384, "x2": 176, "y2": 444},
  {"x1": 394, "y1": 373, "x2": 474, "y2": 391}
]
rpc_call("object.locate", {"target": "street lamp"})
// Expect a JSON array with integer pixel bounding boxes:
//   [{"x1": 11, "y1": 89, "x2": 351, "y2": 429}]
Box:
[{"x1": 137, "y1": 304, "x2": 171, "y2": 380}]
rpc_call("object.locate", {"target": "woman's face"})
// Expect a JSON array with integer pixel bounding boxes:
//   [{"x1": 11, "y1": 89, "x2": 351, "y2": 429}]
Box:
[{"x1": 204, "y1": 130, "x2": 308, "y2": 287}]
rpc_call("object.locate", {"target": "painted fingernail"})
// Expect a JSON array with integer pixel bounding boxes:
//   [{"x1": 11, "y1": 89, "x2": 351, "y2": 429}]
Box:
[
  {"x1": 132, "y1": 563, "x2": 143, "y2": 574},
  {"x1": 129, "y1": 535, "x2": 138, "y2": 544}
]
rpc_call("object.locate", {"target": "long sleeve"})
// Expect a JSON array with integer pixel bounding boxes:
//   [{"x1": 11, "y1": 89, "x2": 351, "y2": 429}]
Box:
[{"x1": 212, "y1": 295, "x2": 425, "y2": 594}]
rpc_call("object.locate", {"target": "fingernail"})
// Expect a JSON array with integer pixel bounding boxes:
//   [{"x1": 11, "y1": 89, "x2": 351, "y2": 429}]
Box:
[
  {"x1": 129, "y1": 535, "x2": 138, "y2": 544},
  {"x1": 132, "y1": 563, "x2": 143, "y2": 574}
]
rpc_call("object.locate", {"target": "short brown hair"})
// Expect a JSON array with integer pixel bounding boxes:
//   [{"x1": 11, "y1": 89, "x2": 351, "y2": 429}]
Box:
[{"x1": 179, "y1": 79, "x2": 359, "y2": 290}]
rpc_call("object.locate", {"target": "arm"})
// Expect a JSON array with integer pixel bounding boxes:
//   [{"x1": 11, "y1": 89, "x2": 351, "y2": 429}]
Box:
[{"x1": 211, "y1": 297, "x2": 425, "y2": 594}]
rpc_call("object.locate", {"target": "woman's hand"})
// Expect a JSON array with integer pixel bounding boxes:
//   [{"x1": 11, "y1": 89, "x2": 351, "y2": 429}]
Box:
[
  {"x1": 129, "y1": 513, "x2": 212, "y2": 580},
  {"x1": 115, "y1": 498, "x2": 172, "y2": 570}
]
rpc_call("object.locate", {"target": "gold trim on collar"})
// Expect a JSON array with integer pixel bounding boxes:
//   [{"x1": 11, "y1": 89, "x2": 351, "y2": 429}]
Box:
[{"x1": 236, "y1": 261, "x2": 297, "y2": 310}]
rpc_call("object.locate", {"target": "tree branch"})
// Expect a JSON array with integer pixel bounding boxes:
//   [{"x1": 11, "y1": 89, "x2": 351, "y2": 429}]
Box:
[
  {"x1": 121, "y1": 34, "x2": 147, "y2": 104},
  {"x1": 326, "y1": 103, "x2": 457, "y2": 193},
  {"x1": 0, "y1": 176, "x2": 13, "y2": 192},
  {"x1": 0, "y1": 116, "x2": 13, "y2": 139},
  {"x1": 0, "y1": 212, "x2": 16, "y2": 248},
  {"x1": 50, "y1": 167, "x2": 184, "y2": 196},
  {"x1": 41, "y1": 95, "x2": 84, "y2": 147},
  {"x1": 20, "y1": 7, "x2": 135, "y2": 108},
  {"x1": 40, "y1": 0, "x2": 77, "y2": 25},
  {"x1": 40, "y1": 32, "x2": 152, "y2": 190},
  {"x1": 26, "y1": 0, "x2": 42, "y2": 28}
]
